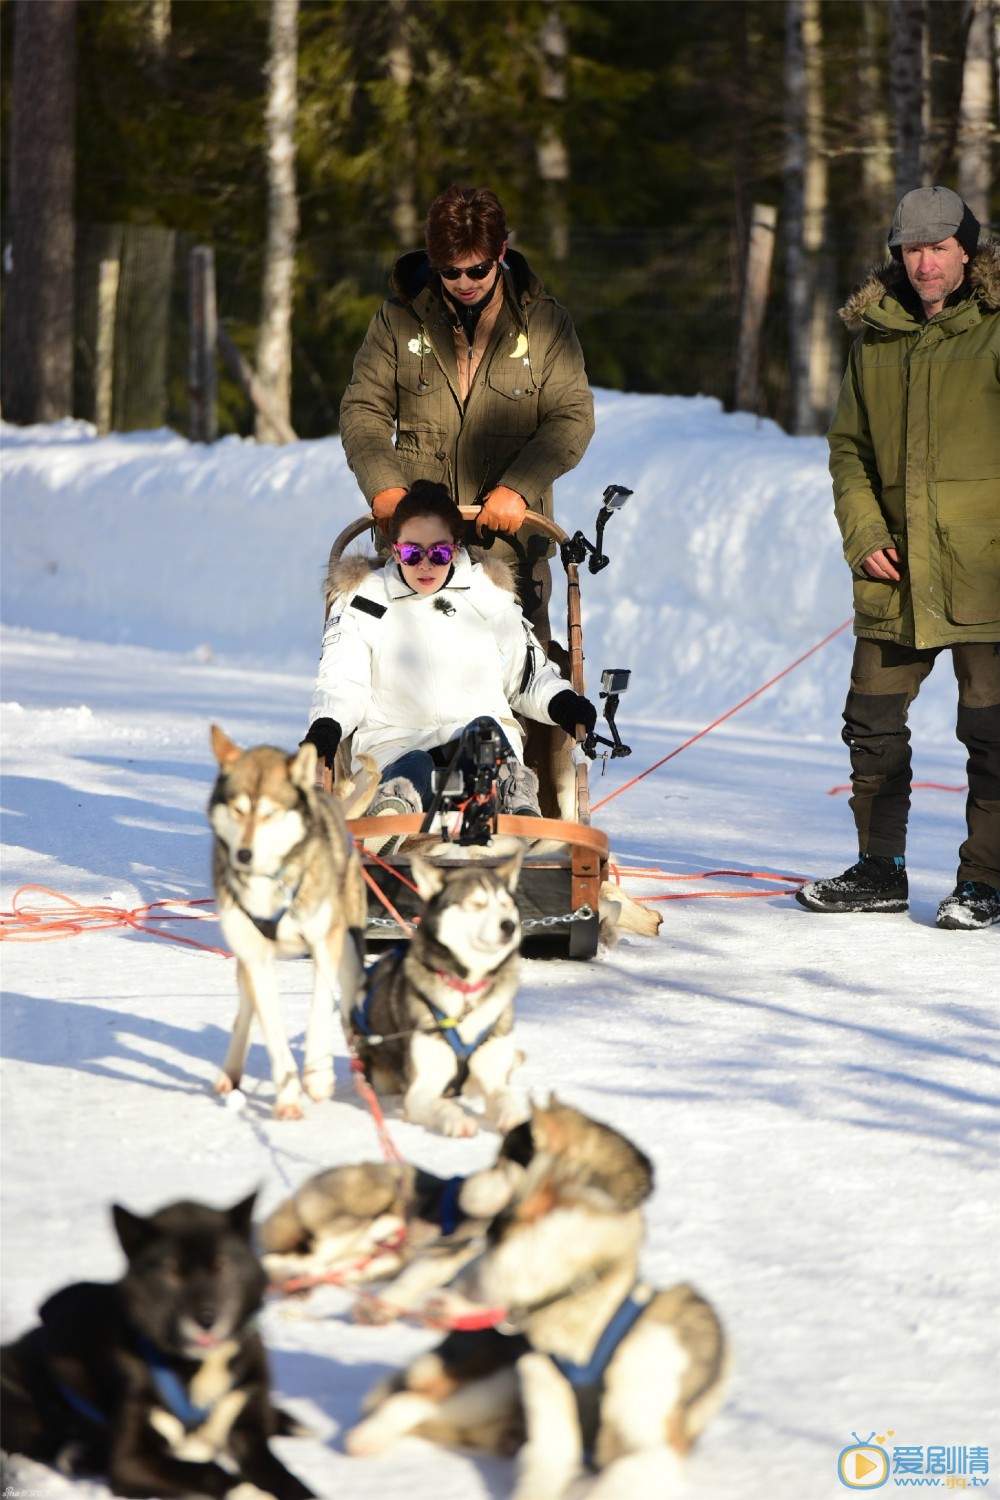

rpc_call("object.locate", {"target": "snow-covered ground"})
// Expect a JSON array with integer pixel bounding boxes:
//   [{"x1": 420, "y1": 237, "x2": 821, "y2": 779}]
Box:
[{"x1": 1, "y1": 393, "x2": 996, "y2": 1500}]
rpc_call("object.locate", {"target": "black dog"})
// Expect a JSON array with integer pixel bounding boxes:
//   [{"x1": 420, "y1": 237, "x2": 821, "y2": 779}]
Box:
[{"x1": 1, "y1": 1194, "x2": 313, "y2": 1498}]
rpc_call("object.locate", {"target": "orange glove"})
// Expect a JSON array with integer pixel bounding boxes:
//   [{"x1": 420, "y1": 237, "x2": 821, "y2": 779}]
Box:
[
  {"x1": 372, "y1": 487, "x2": 407, "y2": 533},
  {"x1": 476, "y1": 485, "x2": 527, "y2": 535}
]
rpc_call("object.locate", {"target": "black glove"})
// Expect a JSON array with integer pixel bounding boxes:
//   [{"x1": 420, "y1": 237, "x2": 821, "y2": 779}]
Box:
[
  {"x1": 548, "y1": 690, "x2": 597, "y2": 737},
  {"x1": 300, "y1": 717, "x2": 342, "y2": 765}
]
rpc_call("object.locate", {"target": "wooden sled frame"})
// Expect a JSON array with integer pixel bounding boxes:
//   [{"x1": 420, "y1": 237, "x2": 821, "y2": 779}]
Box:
[{"x1": 320, "y1": 507, "x2": 609, "y2": 959}]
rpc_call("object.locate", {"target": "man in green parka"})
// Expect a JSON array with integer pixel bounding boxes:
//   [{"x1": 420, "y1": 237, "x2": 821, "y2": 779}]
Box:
[
  {"x1": 798, "y1": 186, "x2": 1000, "y2": 930},
  {"x1": 339, "y1": 185, "x2": 595, "y2": 643}
]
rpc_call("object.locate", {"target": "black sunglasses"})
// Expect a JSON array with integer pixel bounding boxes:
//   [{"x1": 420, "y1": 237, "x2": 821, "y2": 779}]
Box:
[{"x1": 436, "y1": 259, "x2": 495, "y2": 282}]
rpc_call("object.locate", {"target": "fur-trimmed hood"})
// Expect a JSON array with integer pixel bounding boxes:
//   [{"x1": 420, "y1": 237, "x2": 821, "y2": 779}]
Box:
[
  {"x1": 325, "y1": 547, "x2": 517, "y2": 607},
  {"x1": 839, "y1": 235, "x2": 1000, "y2": 331}
]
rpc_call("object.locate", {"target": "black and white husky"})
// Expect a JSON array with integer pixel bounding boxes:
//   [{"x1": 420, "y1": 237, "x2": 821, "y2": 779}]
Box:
[{"x1": 344, "y1": 852, "x2": 525, "y2": 1137}]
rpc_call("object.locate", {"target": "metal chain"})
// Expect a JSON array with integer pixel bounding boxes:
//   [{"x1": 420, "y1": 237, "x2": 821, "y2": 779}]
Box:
[
  {"x1": 365, "y1": 903, "x2": 594, "y2": 934},
  {"x1": 522, "y1": 904, "x2": 594, "y2": 930}
]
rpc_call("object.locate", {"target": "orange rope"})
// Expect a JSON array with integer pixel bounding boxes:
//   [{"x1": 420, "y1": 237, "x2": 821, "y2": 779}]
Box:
[
  {"x1": 607, "y1": 862, "x2": 807, "y2": 901},
  {"x1": 591, "y1": 616, "x2": 854, "y2": 813},
  {"x1": 0, "y1": 886, "x2": 230, "y2": 956}
]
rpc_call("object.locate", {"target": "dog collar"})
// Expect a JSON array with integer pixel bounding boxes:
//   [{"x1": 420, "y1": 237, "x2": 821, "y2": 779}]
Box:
[{"x1": 433, "y1": 968, "x2": 492, "y2": 996}]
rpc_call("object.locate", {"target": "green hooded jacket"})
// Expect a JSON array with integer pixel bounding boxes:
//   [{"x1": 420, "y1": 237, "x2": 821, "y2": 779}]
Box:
[
  {"x1": 339, "y1": 248, "x2": 594, "y2": 542},
  {"x1": 828, "y1": 237, "x2": 1000, "y2": 648}
]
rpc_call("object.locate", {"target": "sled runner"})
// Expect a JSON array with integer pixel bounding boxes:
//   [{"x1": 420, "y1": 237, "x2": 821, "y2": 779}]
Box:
[{"x1": 319, "y1": 492, "x2": 634, "y2": 960}]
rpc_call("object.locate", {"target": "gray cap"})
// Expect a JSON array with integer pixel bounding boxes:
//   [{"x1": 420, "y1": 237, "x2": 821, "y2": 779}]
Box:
[{"x1": 888, "y1": 186, "x2": 979, "y2": 252}]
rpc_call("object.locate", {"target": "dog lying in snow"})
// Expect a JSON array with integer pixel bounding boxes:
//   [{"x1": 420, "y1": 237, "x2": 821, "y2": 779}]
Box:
[
  {"x1": 345, "y1": 852, "x2": 526, "y2": 1137},
  {"x1": 0, "y1": 1194, "x2": 313, "y2": 1499},
  {"x1": 344, "y1": 1098, "x2": 727, "y2": 1500},
  {"x1": 260, "y1": 1118, "x2": 536, "y2": 1321}
]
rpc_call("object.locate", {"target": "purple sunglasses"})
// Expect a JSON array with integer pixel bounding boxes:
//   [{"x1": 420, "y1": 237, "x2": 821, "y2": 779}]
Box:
[{"x1": 392, "y1": 540, "x2": 459, "y2": 567}]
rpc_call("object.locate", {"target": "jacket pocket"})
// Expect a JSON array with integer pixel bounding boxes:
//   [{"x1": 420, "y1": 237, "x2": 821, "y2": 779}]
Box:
[
  {"x1": 852, "y1": 576, "x2": 905, "y2": 620},
  {"x1": 939, "y1": 520, "x2": 1000, "y2": 624}
]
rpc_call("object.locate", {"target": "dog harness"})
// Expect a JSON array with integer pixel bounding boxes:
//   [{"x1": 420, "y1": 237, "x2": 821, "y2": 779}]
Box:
[
  {"x1": 51, "y1": 1334, "x2": 212, "y2": 1433},
  {"x1": 138, "y1": 1336, "x2": 213, "y2": 1429},
  {"x1": 551, "y1": 1283, "x2": 651, "y2": 1470},
  {"x1": 353, "y1": 946, "x2": 498, "y2": 1094}
]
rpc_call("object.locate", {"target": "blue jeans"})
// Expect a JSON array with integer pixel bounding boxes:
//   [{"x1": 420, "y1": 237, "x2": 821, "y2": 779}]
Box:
[{"x1": 381, "y1": 719, "x2": 515, "y2": 811}]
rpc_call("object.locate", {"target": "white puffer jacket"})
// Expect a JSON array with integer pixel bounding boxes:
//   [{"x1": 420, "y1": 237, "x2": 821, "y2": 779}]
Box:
[{"x1": 309, "y1": 548, "x2": 569, "y2": 773}]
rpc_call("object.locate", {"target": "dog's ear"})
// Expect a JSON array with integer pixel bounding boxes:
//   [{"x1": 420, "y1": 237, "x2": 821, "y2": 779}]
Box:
[
  {"x1": 210, "y1": 724, "x2": 242, "y2": 766},
  {"x1": 495, "y1": 846, "x2": 524, "y2": 894},
  {"x1": 289, "y1": 740, "x2": 317, "y2": 790},
  {"x1": 409, "y1": 855, "x2": 446, "y2": 902},
  {"x1": 112, "y1": 1203, "x2": 156, "y2": 1261},
  {"x1": 227, "y1": 1192, "x2": 257, "y2": 1239}
]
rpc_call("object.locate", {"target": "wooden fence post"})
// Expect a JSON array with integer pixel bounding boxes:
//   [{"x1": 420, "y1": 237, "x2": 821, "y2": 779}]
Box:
[
  {"x1": 189, "y1": 245, "x2": 217, "y2": 443},
  {"x1": 94, "y1": 256, "x2": 120, "y2": 435},
  {"x1": 734, "y1": 203, "x2": 778, "y2": 415}
]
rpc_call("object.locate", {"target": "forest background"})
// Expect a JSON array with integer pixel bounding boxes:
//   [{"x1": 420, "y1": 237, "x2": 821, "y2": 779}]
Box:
[{"x1": 1, "y1": 0, "x2": 998, "y2": 444}]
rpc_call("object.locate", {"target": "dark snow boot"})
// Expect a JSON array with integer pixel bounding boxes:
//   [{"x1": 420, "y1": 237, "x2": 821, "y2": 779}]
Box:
[
  {"x1": 795, "y1": 854, "x2": 908, "y2": 914},
  {"x1": 935, "y1": 881, "x2": 1000, "y2": 931}
]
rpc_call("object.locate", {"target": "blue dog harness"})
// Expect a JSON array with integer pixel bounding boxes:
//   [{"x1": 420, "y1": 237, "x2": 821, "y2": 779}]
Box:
[
  {"x1": 551, "y1": 1285, "x2": 651, "y2": 1470},
  {"x1": 352, "y1": 946, "x2": 496, "y2": 1093},
  {"x1": 54, "y1": 1335, "x2": 213, "y2": 1433}
]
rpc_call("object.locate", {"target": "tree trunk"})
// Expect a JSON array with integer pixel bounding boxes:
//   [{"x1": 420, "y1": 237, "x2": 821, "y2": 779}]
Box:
[
  {"x1": 783, "y1": 0, "x2": 834, "y2": 435},
  {"x1": 255, "y1": 0, "x2": 299, "y2": 445},
  {"x1": 889, "y1": 0, "x2": 929, "y2": 195},
  {"x1": 858, "y1": 1, "x2": 895, "y2": 266},
  {"x1": 386, "y1": 0, "x2": 418, "y2": 249},
  {"x1": 537, "y1": 1, "x2": 570, "y2": 262},
  {"x1": 958, "y1": 0, "x2": 994, "y2": 224},
  {"x1": 1, "y1": 0, "x2": 77, "y2": 425}
]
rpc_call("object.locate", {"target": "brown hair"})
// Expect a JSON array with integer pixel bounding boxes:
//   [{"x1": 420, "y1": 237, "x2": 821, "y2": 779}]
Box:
[
  {"x1": 425, "y1": 185, "x2": 507, "y2": 269},
  {"x1": 387, "y1": 480, "x2": 464, "y2": 544}
]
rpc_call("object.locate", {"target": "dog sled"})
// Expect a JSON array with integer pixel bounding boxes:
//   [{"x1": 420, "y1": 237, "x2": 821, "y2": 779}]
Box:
[{"x1": 320, "y1": 491, "x2": 635, "y2": 961}]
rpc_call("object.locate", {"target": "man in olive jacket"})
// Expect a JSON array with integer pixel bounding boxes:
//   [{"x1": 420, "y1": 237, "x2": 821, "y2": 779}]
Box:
[
  {"x1": 339, "y1": 185, "x2": 594, "y2": 642},
  {"x1": 798, "y1": 186, "x2": 1000, "y2": 929}
]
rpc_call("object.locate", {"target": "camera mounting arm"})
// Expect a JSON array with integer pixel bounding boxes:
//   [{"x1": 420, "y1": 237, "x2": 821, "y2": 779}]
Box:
[
  {"x1": 582, "y1": 668, "x2": 633, "y2": 761},
  {"x1": 560, "y1": 485, "x2": 633, "y2": 574}
]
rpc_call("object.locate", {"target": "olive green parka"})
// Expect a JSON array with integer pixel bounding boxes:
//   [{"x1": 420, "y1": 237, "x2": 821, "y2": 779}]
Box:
[
  {"x1": 339, "y1": 248, "x2": 594, "y2": 540},
  {"x1": 828, "y1": 237, "x2": 1000, "y2": 648}
]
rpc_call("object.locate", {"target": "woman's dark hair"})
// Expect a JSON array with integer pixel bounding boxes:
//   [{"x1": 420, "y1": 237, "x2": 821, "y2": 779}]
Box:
[
  {"x1": 387, "y1": 480, "x2": 464, "y2": 544},
  {"x1": 425, "y1": 185, "x2": 507, "y2": 268}
]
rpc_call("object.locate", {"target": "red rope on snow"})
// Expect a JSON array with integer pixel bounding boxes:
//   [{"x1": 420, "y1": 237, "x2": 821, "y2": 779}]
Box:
[
  {"x1": 591, "y1": 616, "x2": 854, "y2": 813},
  {"x1": 0, "y1": 885, "x2": 230, "y2": 956}
]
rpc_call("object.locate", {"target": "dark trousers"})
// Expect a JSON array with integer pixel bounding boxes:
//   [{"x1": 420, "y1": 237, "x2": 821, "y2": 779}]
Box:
[
  {"x1": 381, "y1": 719, "x2": 515, "y2": 811},
  {"x1": 842, "y1": 639, "x2": 1000, "y2": 887}
]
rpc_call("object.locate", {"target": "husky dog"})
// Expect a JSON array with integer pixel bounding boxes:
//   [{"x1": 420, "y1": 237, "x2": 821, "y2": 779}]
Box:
[
  {"x1": 209, "y1": 724, "x2": 369, "y2": 1119},
  {"x1": 345, "y1": 852, "x2": 525, "y2": 1138},
  {"x1": 260, "y1": 1119, "x2": 536, "y2": 1321},
  {"x1": 0, "y1": 1195, "x2": 313, "y2": 1499},
  {"x1": 345, "y1": 1100, "x2": 727, "y2": 1500}
]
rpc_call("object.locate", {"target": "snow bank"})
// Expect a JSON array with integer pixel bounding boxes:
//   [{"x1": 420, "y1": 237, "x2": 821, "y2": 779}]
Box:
[{"x1": 1, "y1": 392, "x2": 958, "y2": 737}]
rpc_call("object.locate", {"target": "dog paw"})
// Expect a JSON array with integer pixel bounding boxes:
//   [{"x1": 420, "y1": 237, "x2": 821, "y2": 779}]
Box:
[
  {"x1": 343, "y1": 1418, "x2": 391, "y2": 1457},
  {"x1": 273, "y1": 1097, "x2": 305, "y2": 1121},
  {"x1": 436, "y1": 1105, "x2": 479, "y2": 1138},
  {"x1": 214, "y1": 1070, "x2": 238, "y2": 1095},
  {"x1": 303, "y1": 1066, "x2": 334, "y2": 1103},
  {"x1": 492, "y1": 1094, "x2": 529, "y2": 1134}
]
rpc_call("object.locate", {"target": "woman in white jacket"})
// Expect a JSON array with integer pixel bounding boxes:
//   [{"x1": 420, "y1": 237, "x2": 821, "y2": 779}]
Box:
[{"x1": 303, "y1": 482, "x2": 595, "y2": 819}]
